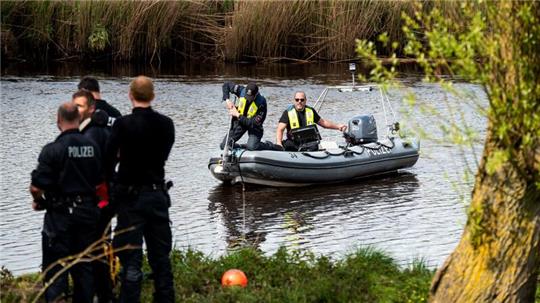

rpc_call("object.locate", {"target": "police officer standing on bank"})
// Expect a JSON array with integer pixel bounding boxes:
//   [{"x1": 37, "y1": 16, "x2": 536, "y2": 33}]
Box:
[
  {"x1": 77, "y1": 77, "x2": 120, "y2": 303},
  {"x1": 73, "y1": 90, "x2": 110, "y2": 155},
  {"x1": 30, "y1": 102, "x2": 102, "y2": 303},
  {"x1": 72, "y1": 89, "x2": 115, "y2": 303},
  {"x1": 221, "y1": 81, "x2": 275, "y2": 151},
  {"x1": 106, "y1": 76, "x2": 175, "y2": 303},
  {"x1": 78, "y1": 76, "x2": 122, "y2": 122}
]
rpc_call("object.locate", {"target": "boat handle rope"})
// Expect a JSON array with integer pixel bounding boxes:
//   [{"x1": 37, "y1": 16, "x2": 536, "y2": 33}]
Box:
[
  {"x1": 362, "y1": 138, "x2": 395, "y2": 150},
  {"x1": 301, "y1": 145, "x2": 362, "y2": 159},
  {"x1": 300, "y1": 138, "x2": 395, "y2": 159},
  {"x1": 301, "y1": 151, "x2": 332, "y2": 159}
]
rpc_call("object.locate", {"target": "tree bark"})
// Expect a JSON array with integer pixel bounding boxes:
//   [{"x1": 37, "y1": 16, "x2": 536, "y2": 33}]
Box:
[{"x1": 430, "y1": 128, "x2": 540, "y2": 302}]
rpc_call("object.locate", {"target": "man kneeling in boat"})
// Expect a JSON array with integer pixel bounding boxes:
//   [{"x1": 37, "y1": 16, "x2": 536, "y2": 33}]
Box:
[
  {"x1": 276, "y1": 91, "x2": 347, "y2": 151},
  {"x1": 221, "y1": 81, "x2": 275, "y2": 151}
]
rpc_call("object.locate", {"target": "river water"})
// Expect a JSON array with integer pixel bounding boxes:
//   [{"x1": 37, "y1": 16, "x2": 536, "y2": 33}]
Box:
[{"x1": 0, "y1": 63, "x2": 486, "y2": 274}]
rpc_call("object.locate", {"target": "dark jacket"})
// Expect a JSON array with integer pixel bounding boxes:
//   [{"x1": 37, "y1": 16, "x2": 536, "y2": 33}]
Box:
[
  {"x1": 80, "y1": 110, "x2": 111, "y2": 157},
  {"x1": 222, "y1": 82, "x2": 267, "y2": 134},
  {"x1": 106, "y1": 107, "x2": 175, "y2": 186},
  {"x1": 96, "y1": 99, "x2": 121, "y2": 119},
  {"x1": 31, "y1": 129, "x2": 102, "y2": 196}
]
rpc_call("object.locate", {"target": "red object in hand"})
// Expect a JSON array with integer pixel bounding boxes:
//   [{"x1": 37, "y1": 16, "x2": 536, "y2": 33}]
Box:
[
  {"x1": 97, "y1": 200, "x2": 109, "y2": 209},
  {"x1": 221, "y1": 269, "x2": 248, "y2": 287},
  {"x1": 96, "y1": 182, "x2": 109, "y2": 208}
]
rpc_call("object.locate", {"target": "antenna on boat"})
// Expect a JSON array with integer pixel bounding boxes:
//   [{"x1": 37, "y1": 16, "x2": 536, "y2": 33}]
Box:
[
  {"x1": 349, "y1": 63, "x2": 356, "y2": 87},
  {"x1": 313, "y1": 63, "x2": 373, "y2": 111}
]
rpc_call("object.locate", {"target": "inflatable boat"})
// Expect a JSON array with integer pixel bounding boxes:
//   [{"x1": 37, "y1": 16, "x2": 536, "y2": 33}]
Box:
[
  {"x1": 209, "y1": 66, "x2": 420, "y2": 187},
  {"x1": 209, "y1": 137, "x2": 419, "y2": 186}
]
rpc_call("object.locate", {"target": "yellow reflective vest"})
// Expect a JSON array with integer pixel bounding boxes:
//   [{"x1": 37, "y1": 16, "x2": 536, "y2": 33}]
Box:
[
  {"x1": 287, "y1": 107, "x2": 314, "y2": 129},
  {"x1": 237, "y1": 97, "x2": 258, "y2": 118}
]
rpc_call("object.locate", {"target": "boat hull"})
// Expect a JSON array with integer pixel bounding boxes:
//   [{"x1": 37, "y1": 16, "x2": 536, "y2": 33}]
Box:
[{"x1": 208, "y1": 137, "x2": 419, "y2": 187}]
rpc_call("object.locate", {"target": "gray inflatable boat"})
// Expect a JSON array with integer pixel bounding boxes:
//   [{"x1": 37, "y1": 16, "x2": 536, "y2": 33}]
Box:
[
  {"x1": 209, "y1": 68, "x2": 420, "y2": 187},
  {"x1": 208, "y1": 137, "x2": 419, "y2": 187}
]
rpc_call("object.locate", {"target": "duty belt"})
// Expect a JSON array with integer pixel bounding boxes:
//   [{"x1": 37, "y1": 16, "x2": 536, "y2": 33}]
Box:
[
  {"x1": 115, "y1": 181, "x2": 173, "y2": 195},
  {"x1": 46, "y1": 194, "x2": 97, "y2": 210}
]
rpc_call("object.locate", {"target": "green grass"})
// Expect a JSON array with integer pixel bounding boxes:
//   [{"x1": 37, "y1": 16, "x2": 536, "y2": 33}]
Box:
[{"x1": 1, "y1": 247, "x2": 434, "y2": 303}]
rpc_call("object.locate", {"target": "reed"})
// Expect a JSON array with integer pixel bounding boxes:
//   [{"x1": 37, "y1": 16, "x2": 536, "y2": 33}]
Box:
[
  {"x1": 1, "y1": 1, "x2": 461, "y2": 63},
  {"x1": 1, "y1": 0, "x2": 225, "y2": 62}
]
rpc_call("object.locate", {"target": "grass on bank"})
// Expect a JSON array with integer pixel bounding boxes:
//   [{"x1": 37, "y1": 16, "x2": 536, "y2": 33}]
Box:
[{"x1": 1, "y1": 247, "x2": 434, "y2": 303}]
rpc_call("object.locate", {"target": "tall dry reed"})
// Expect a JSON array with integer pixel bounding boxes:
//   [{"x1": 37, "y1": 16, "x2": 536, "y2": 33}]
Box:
[{"x1": 1, "y1": 0, "x2": 461, "y2": 63}]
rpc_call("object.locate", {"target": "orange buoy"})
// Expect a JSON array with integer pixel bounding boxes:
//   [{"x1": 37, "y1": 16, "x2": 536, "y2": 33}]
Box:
[{"x1": 221, "y1": 269, "x2": 248, "y2": 287}]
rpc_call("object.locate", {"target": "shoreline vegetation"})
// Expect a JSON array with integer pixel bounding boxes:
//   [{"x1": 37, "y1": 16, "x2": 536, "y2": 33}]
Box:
[
  {"x1": 1, "y1": 247, "x2": 435, "y2": 303},
  {"x1": 1, "y1": 1, "x2": 460, "y2": 64}
]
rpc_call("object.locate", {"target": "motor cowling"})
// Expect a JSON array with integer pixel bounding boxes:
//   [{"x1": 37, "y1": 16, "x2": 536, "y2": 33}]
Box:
[{"x1": 344, "y1": 115, "x2": 378, "y2": 145}]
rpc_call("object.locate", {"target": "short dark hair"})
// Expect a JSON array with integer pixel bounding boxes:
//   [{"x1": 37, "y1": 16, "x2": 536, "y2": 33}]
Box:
[
  {"x1": 58, "y1": 102, "x2": 80, "y2": 123},
  {"x1": 78, "y1": 76, "x2": 100, "y2": 93},
  {"x1": 72, "y1": 89, "x2": 95, "y2": 108}
]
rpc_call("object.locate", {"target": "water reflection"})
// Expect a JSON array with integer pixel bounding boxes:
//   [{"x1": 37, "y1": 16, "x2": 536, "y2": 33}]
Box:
[
  {"x1": 2, "y1": 61, "x2": 424, "y2": 84},
  {"x1": 208, "y1": 173, "x2": 420, "y2": 252},
  {"x1": 0, "y1": 72, "x2": 480, "y2": 273}
]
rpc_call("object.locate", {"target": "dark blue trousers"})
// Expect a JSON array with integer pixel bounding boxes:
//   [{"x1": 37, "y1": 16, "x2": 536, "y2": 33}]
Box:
[
  {"x1": 220, "y1": 124, "x2": 274, "y2": 151},
  {"x1": 113, "y1": 189, "x2": 174, "y2": 303},
  {"x1": 42, "y1": 207, "x2": 99, "y2": 303}
]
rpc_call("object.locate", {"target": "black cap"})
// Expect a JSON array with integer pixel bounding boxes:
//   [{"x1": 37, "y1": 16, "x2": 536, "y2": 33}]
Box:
[{"x1": 245, "y1": 82, "x2": 258, "y2": 102}]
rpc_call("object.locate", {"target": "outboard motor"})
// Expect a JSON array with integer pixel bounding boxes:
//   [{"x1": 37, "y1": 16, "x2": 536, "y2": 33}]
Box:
[{"x1": 344, "y1": 115, "x2": 378, "y2": 145}]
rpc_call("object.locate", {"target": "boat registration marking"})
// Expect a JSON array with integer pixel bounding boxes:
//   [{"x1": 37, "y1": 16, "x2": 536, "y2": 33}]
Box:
[{"x1": 367, "y1": 146, "x2": 392, "y2": 157}]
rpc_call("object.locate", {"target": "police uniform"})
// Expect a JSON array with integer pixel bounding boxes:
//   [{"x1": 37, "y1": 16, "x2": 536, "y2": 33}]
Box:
[
  {"x1": 220, "y1": 82, "x2": 274, "y2": 151},
  {"x1": 31, "y1": 128, "x2": 102, "y2": 303},
  {"x1": 80, "y1": 110, "x2": 111, "y2": 155},
  {"x1": 80, "y1": 110, "x2": 115, "y2": 303},
  {"x1": 95, "y1": 98, "x2": 121, "y2": 122},
  {"x1": 278, "y1": 105, "x2": 321, "y2": 151},
  {"x1": 106, "y1": 107, "x2": 175, "y2": 303}
]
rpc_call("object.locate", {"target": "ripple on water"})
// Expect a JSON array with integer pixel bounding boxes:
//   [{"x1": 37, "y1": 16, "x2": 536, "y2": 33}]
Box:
[{"x1": 1, "y1": 77, "x2": 486, "y2": 274}]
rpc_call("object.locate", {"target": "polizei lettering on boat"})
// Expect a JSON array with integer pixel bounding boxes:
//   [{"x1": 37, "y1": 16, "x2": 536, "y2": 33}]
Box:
[
  {"x1": 68, "y1": 146, "x2": 94, "y2": 158},
  {"x1": 366, "y1": 146, "x2": 392, "y2": 157}
]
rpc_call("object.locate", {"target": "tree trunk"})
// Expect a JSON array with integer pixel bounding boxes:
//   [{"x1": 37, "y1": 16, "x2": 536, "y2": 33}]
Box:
[{"x1": 430, "y1": 128, "x2": 540, "y2": 302}]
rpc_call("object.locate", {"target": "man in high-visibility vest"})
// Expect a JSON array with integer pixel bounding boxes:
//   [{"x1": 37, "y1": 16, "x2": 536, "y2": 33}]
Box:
[
  {"x1": 276, "y1": 91, "x2": 347, "y2": 151},
  {"x1": 221, "y1": 82, "x2": 274, "y2": 151}
]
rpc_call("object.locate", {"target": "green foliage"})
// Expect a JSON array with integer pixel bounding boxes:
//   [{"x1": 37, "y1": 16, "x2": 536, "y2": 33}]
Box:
[
  {"x1": 152, "y1": 247, "x2": 434, "y2": 303},
  {"x1": 1, "y1": 248, "x2": 434, "y2": 303},
  {"x1": 485, "y1": 150, "x2": 510, "y2": 176},
  {"x1": 88, "y1": 25, "x2": 109, "y2": 52},
  {"x1": 356, "y1": 1, "x2": 540, "y2": 188},
  {"x1": 4, "y1": 247, "x2": 539, "y2": 302},
  {"x1": 0, "y1": 267, "x2": 41, "y2": 303},
  {"x1": 467, "y1": 204, "x2": 489, "y2": 249},
  {"x1": 537, "y1": 277, "x2": 540, "y2": 302}
]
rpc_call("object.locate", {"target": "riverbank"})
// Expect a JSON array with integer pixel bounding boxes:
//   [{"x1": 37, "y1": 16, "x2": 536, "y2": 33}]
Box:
[
  {"x1": 1, "y1": 1, "x2": 460, "y2": 64},
  {"x1": 1, "y1": 247, "x2": 433, "y2": 302}
]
